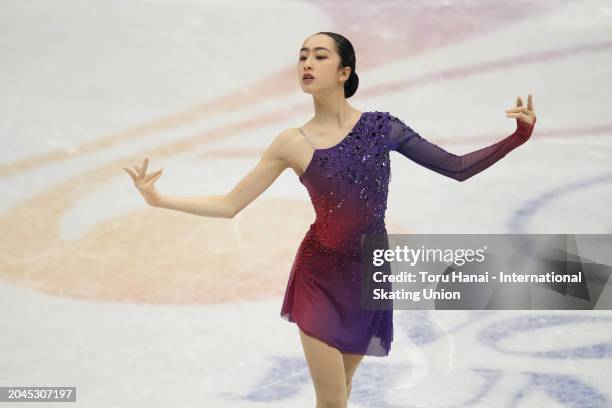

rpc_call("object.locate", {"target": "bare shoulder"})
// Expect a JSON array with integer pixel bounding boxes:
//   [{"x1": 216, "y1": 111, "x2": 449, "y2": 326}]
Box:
[
  {"x1": 277, "y1": 127, "x2": 303, "y2": 145},
  {"x1": 268, "y1": 127, "x2": 303, "y2": 157}
]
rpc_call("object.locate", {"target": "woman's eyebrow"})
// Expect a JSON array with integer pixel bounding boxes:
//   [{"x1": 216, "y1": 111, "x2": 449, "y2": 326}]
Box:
[{"x1": 300, "y1": 47, "x2": 330, "y2": 52}]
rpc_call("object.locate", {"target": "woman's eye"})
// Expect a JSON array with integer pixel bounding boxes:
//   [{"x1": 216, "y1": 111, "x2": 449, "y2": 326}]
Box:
[{"x1": 299, "y1": 56, "x2": 326, "y2": 60}]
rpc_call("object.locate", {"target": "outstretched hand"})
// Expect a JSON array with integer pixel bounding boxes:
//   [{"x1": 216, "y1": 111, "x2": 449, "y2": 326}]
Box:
[
  {"x1": 506, "y1": 94, "x2": 537, "y2": 140},
  {"x1": 123, "y1": 158, "x2": 164, "y2": 207}
]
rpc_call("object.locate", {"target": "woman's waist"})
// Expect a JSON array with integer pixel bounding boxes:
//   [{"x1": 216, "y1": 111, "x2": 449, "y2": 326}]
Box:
[
  {"x1": 309, "y1": 218, "x2": 386, "y2": 234},
  {"x1": 306, "y1": 221, "x2": 387, "y2": 256}
]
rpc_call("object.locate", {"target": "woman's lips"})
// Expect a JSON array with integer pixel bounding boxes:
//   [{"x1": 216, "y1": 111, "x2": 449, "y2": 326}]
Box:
[{"x1": 303, "y1": 77, "x2": 314, "y2": 83}]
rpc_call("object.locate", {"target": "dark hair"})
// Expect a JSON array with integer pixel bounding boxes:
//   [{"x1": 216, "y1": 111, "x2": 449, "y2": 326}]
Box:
[{"x1": 315, "y1": 31, "x2": 359, "y2": 98}]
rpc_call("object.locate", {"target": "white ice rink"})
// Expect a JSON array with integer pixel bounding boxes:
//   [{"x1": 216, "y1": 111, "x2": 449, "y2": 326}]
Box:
[{"x1": 1, "y1": 0, "x2": 612, "y2": 406}]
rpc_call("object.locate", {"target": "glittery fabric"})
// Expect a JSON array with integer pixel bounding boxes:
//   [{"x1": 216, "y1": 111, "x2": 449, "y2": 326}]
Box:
[{"x1": 280, "y1": 111, "x2": 536, "y2": 357}]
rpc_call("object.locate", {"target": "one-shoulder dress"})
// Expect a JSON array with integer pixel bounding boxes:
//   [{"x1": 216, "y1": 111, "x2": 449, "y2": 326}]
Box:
[{"x1": 280, "y1": 111, "x2": 536, "y2": 357}]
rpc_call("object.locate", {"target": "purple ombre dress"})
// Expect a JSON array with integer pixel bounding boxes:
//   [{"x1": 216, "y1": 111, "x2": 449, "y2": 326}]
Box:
[{"x1": 280, "y1": 111, "x2": 536, "y2": 356}]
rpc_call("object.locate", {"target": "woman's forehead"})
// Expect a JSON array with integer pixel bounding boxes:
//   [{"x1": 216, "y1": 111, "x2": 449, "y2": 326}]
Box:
[
  {"x1": 301, "y1": 35, "x2": 333, "y2": 50},
  {"x1": 300, "y1": 45, "x2": 332, "y2": 53}
]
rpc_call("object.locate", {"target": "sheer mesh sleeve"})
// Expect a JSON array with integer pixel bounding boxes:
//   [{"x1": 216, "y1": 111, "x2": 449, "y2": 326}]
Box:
[{"x1": 388, "y1": 113, "x2": 536, "y2": 182}]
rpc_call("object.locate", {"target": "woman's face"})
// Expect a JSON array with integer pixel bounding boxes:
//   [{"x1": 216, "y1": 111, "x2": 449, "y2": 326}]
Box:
[{"x1": 298, "y1": 34, "x2": 350, "y2": 95}]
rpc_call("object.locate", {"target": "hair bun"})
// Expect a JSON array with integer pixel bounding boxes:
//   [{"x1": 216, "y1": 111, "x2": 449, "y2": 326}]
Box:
[{"x1": 345, "y1": 71, "x2": 359, "y2": 99}]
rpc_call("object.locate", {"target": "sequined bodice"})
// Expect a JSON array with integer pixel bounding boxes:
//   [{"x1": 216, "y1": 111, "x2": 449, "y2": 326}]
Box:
[{"x1": 299, "y1": 111, "x2": 392, "y2": 256}]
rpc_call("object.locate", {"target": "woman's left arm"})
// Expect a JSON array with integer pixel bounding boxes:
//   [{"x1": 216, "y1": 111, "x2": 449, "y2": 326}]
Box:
[{"x1": 390, "y1": 94, "x2": 537, "y2": 182}]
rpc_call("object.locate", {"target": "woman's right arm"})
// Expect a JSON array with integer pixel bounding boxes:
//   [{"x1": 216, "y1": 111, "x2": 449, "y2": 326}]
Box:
[{"x1": 124, "y1": 130, "x2": 292, "y2": 218}]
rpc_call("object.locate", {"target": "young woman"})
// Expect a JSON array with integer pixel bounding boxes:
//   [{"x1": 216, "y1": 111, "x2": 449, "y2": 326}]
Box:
[{"x1": 124, "y1": 32, "x2": 536, "y2": 408}]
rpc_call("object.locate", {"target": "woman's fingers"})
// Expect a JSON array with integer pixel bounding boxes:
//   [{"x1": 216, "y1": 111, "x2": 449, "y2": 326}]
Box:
[
  {"x1": 506, "y1": 106, "x2": 530, "y2": 114},
  {"x1": 507, "y1": 94, "x2": 535, "y2": 118},
  {"x1": 507, "y1": 94, "x2": 534, "y2": 111},
  {"x1": 123, "y1": 167, "x2": 137, "y2": 181},
  {"x1": 141, "y1": 158, "x2": 149, "y2": 176},
  {"x1": 506, "y1": 111, "x2": 529, "y2": 119},
  {"x1": 504, "y1": 94, "x2": 536, "y2": 126},
  {"x1": 527, "y1": 94, "x2": 533, "y2": 111},
  {"x1": 129, "y1": 158, "x2": 156, "y2": 179},
  {"x1": 506, "y1": 111, "x2": 533, "y2": 124},
  {"x1": 125, "y1": 159, "x2": 162, "y2": 198},
  {"x1": 147, "y1": 171, "x2": 163, "y2": 185},
  {"x1": 144, "y1": 168, "x2": 163, "y2": 183}
]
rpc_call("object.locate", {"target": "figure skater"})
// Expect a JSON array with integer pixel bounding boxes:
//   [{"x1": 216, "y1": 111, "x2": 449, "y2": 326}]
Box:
[{"x1": 123, "y1": 32, "x2": 536, "y2": 408}]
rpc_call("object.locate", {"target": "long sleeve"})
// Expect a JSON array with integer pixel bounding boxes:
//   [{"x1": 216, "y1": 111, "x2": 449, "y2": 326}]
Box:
[{"x1": 388, "y1": 113, "x2": 537, "y2": 182}]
